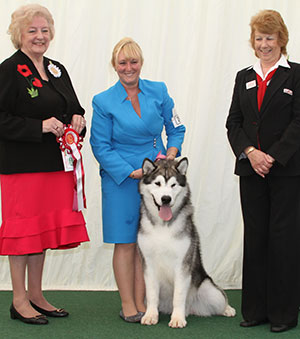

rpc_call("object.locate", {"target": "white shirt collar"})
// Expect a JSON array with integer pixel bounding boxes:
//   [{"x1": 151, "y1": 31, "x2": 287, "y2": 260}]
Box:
[{"x1": 248, "y1": 55, "x2": 290, "y2": 80}]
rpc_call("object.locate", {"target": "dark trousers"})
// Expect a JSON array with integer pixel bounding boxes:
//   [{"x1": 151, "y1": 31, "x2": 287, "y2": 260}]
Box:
[{"x1": 240, "y1": 175, "x2": 300, "y2": 325}]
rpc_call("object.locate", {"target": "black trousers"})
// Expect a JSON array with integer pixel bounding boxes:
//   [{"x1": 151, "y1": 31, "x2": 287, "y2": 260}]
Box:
[{"x1": 240, "y1": 174, "x2": 300, "y2": 326}]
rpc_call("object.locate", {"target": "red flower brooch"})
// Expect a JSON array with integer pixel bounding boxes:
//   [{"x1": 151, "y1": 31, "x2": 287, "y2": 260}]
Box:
[{"x1": 17, "y1": 64, "x2": 43, "y2": 98}]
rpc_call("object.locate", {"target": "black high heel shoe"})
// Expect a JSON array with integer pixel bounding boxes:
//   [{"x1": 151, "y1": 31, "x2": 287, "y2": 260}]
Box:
[
  {"x1": 10, "y1": 304, "x2": 48, "y2": 325},
  {"x1": 30, "y1": 301, "x2": 69, "y2": 317}
]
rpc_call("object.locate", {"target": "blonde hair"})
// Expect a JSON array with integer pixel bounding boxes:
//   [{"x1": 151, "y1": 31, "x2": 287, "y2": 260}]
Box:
[
  {"x1": 250, "y1": 9, "x2": 289, "y2": 56},
  {"x1": 111, "y1": 37, "x2": 144, "y2": 69},
  {"x1": 8, "y1": 4, "x2": 55, "y2": 49}
]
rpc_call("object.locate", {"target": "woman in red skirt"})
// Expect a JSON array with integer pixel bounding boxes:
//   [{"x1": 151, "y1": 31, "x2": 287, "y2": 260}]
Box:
[{"x1": 0, "y1": 4, "x2": 89, "y2": 324}]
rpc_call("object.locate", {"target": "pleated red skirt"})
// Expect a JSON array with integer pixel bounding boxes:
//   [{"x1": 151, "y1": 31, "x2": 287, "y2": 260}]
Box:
[{"x1": 0, "y1": 171, "x2": 89, "y2": 255}]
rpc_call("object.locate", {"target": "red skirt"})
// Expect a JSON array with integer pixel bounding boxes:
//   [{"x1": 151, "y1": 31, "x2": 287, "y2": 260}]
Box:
[{"x1": 0, "y1": 171, "x2": 89, "y2": 255}]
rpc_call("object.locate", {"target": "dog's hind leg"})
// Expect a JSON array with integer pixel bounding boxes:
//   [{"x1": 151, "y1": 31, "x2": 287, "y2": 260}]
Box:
[
  {"x1": 190, "y1": 278, "x2": 236, "y2": 317},
  {"x1": 222, "y1": 304, "x2": 236, "y2": 317}
]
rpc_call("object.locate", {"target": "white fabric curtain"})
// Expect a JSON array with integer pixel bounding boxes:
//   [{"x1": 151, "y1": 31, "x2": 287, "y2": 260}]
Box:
[{"x1": 0, "y1": 0, "x2": 299, "y2": 290}]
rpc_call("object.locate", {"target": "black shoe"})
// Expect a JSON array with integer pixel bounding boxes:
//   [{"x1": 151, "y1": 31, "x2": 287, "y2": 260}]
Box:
[
  {"x1": 10, "y1": 304, "x2": 48, "y2": 325},
  {"x1": 240, "y1": 319, "x2": 268, "y2": 327},
  {"x1": 30, "y1": 301, "x2": 69, "y2": 318},
  {"x1": 270, "y1": 322, "x2": 297, "y2": 333}
]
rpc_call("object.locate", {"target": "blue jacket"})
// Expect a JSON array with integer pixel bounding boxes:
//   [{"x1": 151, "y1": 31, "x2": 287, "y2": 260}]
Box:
[{"x1": 90, "y1": 79, "x2": 186, "y2": 185}]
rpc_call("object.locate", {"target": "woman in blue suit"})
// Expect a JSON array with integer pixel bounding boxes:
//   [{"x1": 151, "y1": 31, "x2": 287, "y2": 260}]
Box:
[{"x1": 90, "y1": 37, "x2": 185, "y2": 322}]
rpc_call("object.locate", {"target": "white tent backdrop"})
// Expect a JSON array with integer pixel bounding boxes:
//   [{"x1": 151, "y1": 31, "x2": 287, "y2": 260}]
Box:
[{"x1": 0, "y1": 0, "x2": 299, "y2": 290}]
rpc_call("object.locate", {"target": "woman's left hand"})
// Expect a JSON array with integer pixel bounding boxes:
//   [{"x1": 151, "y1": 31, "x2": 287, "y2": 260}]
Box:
[
  {"x1": 166, "y1": 147, "x2": 178, "y2": 160},
  {"x1": 71, "y1": 114, "x2": 86, "y2": 134}
]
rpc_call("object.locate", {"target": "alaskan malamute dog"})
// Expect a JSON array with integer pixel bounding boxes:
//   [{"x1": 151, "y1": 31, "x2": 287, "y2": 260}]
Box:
[{"x1": 137, "y1": 157, "x2": 236, "y2": 328}]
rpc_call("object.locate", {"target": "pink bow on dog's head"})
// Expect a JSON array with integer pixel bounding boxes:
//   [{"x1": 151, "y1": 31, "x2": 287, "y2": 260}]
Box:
[{"x1": 155, "y1": 151, "x2": 166, "y2": 162}]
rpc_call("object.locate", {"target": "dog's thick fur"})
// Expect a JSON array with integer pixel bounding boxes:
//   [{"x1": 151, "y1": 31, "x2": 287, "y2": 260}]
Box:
[{"x1": 137, "y1": 157, "x2": 236, "y2": 328}]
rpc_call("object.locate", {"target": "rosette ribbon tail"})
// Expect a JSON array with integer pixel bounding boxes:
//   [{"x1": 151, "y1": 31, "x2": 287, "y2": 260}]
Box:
[{"x1": 70, "y1": 142, "x2": 86, "y2": 211}]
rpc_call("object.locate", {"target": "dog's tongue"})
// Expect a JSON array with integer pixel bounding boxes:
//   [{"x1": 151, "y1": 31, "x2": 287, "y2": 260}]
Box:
[{"x1": 159, "y1": 206, "x2": 173, "y2": 221}]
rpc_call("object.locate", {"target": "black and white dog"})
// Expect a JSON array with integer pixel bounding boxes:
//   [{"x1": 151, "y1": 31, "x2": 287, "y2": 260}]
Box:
[{"x1": 137, "y1": 157, "x2": 236, "y2": 328}]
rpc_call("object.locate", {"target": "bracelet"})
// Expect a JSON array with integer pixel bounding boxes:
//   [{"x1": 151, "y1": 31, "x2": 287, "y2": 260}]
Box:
[{"x1": 245, "y1": 146, "x2": 255, "y2": 156}]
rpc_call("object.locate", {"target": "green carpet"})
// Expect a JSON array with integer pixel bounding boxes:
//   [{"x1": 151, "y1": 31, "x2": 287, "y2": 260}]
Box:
[{"x1": 0, "y1": 290, "x2": 299, "y2": 338}]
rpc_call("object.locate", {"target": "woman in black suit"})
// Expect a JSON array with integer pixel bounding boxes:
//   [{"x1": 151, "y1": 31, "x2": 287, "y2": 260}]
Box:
[{"x1": 226, "y1": 10, "x2": 300, "y2": 333}]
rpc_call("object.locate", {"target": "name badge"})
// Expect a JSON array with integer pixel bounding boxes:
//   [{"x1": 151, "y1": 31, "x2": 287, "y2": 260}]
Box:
[
  {"x1": 61, "y1": 149, "x2": 74, "y2": 172},
  {"x1": 283, "y1": 88, "x2": 293, "y2": 96},
  {"x1": 246, "y1": 80, "x2": 256, "y2": 90},
  {"x1": 171, "y1": 108, "x2": 183, "y2": 128}
]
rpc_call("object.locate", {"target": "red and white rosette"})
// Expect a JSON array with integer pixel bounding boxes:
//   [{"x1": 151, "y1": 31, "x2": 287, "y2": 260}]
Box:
[{"x1": 57, "y1": 125, "x2": 86, "y2": 211}]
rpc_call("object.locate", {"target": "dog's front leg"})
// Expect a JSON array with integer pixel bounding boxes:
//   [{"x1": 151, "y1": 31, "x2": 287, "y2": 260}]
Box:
[
  {"x1": 169, "y1": 270, "x2": 191, "y2": 328},
  {"x1": 141, "y1": 264, "x2": 160, "y2": 325}
]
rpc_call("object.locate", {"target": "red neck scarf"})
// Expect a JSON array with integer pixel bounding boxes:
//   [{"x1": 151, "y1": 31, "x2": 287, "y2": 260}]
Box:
[{"x1": 256, "y1": 68, "x2": 277, "y2": 111}]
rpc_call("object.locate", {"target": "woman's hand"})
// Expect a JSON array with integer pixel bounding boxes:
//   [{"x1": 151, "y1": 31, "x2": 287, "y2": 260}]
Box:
[
  {"x1": 129, "y1": 168, "x2": 143, "y2": 179},
  {"x1": 247, "y1": 149, "x2": 274, "y2": 178},
  {"x1": 42, "y1": 117, "x2": 64, "y2": 137},
  {"x1": 71, "y1": 114, "x2": 86, "y2": 134},
  {"x1": 166, "y1": 147, "x2": 178, "y2": 160}
]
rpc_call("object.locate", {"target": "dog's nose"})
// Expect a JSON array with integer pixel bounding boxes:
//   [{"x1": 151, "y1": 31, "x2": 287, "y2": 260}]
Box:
[{"x1": 161, "y1": 195, "x2": 171, "y2": 205}]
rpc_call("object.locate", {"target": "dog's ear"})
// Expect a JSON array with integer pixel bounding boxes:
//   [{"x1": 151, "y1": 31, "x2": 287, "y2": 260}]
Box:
[
  {"x1": 176, "y1": 157, "x2": 188, "y2": 175},
  {"x1": 142, "y1": 158, "x2": 156, "y2": 175}
]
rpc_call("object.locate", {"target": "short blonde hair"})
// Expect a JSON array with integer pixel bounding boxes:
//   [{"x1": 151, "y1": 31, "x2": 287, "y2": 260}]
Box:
[
  {"x1": 250, "y1": 9, "x2": 289, "y2": 56},
  {"x1": 111, "y1": 37, "x2": 144, "y2": 69},
  {"x1": 8, "y1": 4, "x2": 55, "y2": 49}
]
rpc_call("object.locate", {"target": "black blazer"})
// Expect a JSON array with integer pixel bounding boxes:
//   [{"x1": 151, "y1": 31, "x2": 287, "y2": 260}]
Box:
[
  {"x1": 226, "y1": 61, "x2": 300, "y2": 176},
  {"x1": 0, "y1": 50, "x2": 85, "y2": 174}
]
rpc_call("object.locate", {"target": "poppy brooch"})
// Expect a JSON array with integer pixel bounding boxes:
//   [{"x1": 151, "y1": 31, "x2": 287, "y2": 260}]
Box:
[{"x1": 17, "y1": 64, "x2": 42, "y2": 98}]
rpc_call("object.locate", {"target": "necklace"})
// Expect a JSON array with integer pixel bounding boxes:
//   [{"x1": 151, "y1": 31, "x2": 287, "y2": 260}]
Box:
[
  {"x1": 126, "y1": 89, "x2": 140, "y2": 101},
  {"x1": 127, "y1": 94, "x2": 137, "y2": 101}
]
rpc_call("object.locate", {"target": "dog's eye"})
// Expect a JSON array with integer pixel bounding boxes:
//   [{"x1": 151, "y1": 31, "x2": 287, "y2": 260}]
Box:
[
  {"x1": 155, "y1": 182, "x2": 161, "y2": 186},
  {"x1": 171, "y1": 183, "x2": 176, "y2": 188}
]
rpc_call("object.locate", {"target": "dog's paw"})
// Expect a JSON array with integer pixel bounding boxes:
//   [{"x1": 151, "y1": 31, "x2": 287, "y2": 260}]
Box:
[
  {"x1": 223, "y1": 304, "x2": 236, "y2": 317},
  {"x1": 168, "y1": 316, "x2": 187, "y2": 328},
  {"x1": 141, "y1": 312, "x2": 159, "y2": 325}
]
